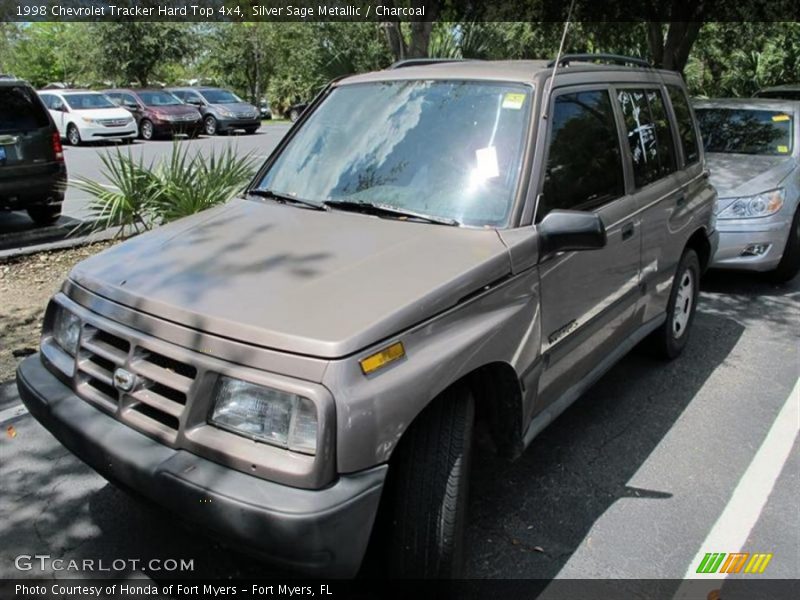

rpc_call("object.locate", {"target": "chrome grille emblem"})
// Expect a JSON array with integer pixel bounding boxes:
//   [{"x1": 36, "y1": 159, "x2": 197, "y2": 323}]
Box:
[{"x1": 112, "y1": 368, "x2": 136, "y2": 392}]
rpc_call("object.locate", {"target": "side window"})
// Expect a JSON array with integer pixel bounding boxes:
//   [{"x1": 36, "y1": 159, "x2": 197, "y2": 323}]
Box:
[
  {"x1": 617, "y1": 89, "x2": 662, "y2": 187},
  {"x1": 39, "y1": 94, "x2": 52, "y2": 109},
  {"x1": 646, "y1": 89, "x2": 677, "y2": 177},
  {"x1": 667, "y1": 85, "x2": 700, "y2": 165},
  {"x1": 172, "y1": 91, "x2": 185, "y2": 101},
  {"x1": 537, "y1": 89, "x2": 624, "y2": 221},
  {"x1": 121, "y1": 93, "x2": 138, "y2": 107}
]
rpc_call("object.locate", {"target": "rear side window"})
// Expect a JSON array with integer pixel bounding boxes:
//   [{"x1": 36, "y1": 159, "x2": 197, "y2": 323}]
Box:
[
  {"x1": 667, "y1": 85, "x2": 700, "y2": 164},
  {"x1": 617, "y1": 89, "x2": 676, "y2": 187},
  {"x1": 0, "y1": 85, "x2": 50, "y2": 133},
  {"x1": 538, "y1": 89, "x2": 625, "y2": 220}
]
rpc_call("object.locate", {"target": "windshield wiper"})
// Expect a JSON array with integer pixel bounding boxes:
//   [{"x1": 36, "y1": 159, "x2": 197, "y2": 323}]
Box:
[
  {"x1": 322, "y1": 200, "x2": 459, "y2": 226},
  {"x1": 247, "y1": 188, "x2": 328, "y2": 211}
]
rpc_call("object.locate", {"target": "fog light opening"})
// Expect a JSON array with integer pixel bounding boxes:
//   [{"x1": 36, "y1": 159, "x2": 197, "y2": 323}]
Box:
[{"x1": 740, "y1": 243, "x2": 770, "y2": 257}]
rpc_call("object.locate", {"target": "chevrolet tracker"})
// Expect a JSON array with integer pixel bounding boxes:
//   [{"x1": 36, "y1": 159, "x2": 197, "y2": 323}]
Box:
[{"x1": 17, "y1": 56, "x2": 718, "y2": 578}]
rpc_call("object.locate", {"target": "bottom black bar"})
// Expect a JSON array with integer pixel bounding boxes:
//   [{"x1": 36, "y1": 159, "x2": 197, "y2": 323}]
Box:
[{"x1": 1, "y1": 579, "x2": 799, "y2": 600}]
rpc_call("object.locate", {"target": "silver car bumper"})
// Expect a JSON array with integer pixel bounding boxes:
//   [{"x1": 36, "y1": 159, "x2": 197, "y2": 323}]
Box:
[{"x1": 711, "y1": 215, "x2": 793, "y2": 272}]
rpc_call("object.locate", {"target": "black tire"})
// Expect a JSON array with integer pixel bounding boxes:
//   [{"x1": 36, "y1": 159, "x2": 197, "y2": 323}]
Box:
[
  {"x1": 204, "y1": 115, "x2": 218, "y2": 136},
  {"x1": 139, "y1": 119, "x2": 154, "y2": 140},
  {"x1": 289, "y1": 109, "x2": 300, "y2": 122},
  {"x1": 27, "y1": 204, "x2": 62, "y2": 226},
  {"x1": 244, "y1": 127, "x2": 258, "y2": 135},
  {"x1": 647, "y1": 249, "x2": 700, "y2": 360},
  {"x1": 767, "y1": 208, "x2": 800, "y2": 283},
  {"x1": 384, "y1": 385, "x2": 475, "y2": 578},
  {"x1": 66, "y1": 124, "x2": 81, "y2": 146}
]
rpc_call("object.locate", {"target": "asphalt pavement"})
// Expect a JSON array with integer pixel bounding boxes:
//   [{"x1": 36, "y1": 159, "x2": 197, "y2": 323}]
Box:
[{"x1": 1, "y1": 270, "x2": 797, "y2": 584}]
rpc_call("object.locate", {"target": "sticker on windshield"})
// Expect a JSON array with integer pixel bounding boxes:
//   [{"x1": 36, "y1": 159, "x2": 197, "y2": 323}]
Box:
[
  {"x1": 772, "y1": 114, "x2": 791, "y2": 122},
  {"x1": 777, "y1": 145, "x2": 789, "y2": 153},
  {"x1": 502, "y1": 93, "x2": 525, "y2": 110},
  {"x1": 474, "y1": 146, "x2": 500, "y2": 180}
]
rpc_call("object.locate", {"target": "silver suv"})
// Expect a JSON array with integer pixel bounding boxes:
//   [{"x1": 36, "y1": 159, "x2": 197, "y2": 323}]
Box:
[{"x1": 17, "y1": 56, "x2": 717, "y2": 578}]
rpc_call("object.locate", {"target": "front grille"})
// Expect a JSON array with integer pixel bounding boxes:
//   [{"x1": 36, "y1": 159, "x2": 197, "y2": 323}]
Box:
[
  {"x1": 236, "y1": 112, "x2": 256, "y2": 119},
  {"x1": 99, "y1": 118, "x2": 129, "y2": 127},
  {"x1": 75, "y1": 323, "x2": 197, "y2": 445}
]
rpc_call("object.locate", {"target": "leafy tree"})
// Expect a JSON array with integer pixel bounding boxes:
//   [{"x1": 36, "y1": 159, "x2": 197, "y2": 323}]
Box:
[{"x1": 94, "y1": 23, "x2": 194, "y2": 86}]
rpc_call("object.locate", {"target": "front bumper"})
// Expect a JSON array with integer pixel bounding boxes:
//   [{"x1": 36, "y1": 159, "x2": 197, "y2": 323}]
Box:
[
  {"x1": 17, "y1": 355, "x2": 386, "y2": 577},
  {"x1": 711, "y1": 216, "x2": 792, "y2": 272},
  {"x1": 153, "y1": 120, "x2": 203, "y2": 136},
  {"x1": 80, "y1": 124, "x2": 137, "y2": 140},
  {"x1": 217, "y1": 117, "x2": 261, "y2": 131}
]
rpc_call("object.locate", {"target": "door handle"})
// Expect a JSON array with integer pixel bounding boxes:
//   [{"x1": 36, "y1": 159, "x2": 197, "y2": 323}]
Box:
[
  {"x1": 676, "y1": 194, "x2": 688, "y2": 207},
  {"x1": 621, "y1": 222, "x2": 635, "y2": 241}
]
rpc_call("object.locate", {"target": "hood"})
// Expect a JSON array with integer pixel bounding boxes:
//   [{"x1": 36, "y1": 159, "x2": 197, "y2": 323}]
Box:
[
  {"x1": 148, "y1": 104, "x2": 200, "y2": 116},
  {"x1": 69, "y1": 107, "x2": 133, "y2": 121},
  {"x1": 69, "y1": 199, "x2": 511, "y2": 358},
  {"x1": 705, "y1": 153, "x2": 797, "y2": 198},
  {"x1": 216, "y1": 102, "x2": 259, "y2": 116}
]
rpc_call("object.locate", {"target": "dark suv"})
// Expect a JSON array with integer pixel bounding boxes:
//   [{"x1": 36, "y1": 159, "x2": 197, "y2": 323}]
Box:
[
  {"x1": 0, "y1": 79, "x2": 66, "y2": 226},
  {"x1": 167, "y1": 87, "x2": 260, "y2": 136},
  {"x1": 103, "y1": 89, "x2": 202, "y2": 140}
]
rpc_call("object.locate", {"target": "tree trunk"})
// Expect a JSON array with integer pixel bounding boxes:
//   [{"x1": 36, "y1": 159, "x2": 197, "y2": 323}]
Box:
[
  {"x1": 647, "y1": 21, "x2": 703, "y2": 73},
  {"x1": 382, "y1": 21, "x2": 406, "y2": 62},
  {"x1": 407, "y1": 22, "x2": 433, "y2": 58}
]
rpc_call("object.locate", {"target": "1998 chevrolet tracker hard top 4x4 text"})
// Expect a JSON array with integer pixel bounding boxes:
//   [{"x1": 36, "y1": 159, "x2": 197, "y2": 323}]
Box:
[{"x1": 17, "y1": 56, "x2": 718, "y2": 578}]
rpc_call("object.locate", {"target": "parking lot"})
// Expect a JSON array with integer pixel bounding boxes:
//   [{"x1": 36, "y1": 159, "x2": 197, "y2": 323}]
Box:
[
  {"x1": 1, "y1": 256, "x2": 798, "y2": 582},
  {"x1": 0, "y1": 123, "x2": 291, "y2": 234},
  {"x1": 0, "y1": 121, "x2": 798, "y2": 585}
]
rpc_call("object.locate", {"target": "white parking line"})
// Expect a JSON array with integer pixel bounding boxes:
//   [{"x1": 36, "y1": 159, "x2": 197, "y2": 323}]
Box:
[
  {"x1": 674, "y1": 376, "x2": 800, "y2": 594},
  {"x1": 0, "y1": 402, "x2": 28, "y2": 424}
]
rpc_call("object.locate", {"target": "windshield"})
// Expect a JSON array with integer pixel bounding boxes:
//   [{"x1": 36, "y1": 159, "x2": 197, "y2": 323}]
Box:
[
  {"x1": 257, "y1": 80, "x2": 532, "y2": 227},
  {"x1": 138, "y1": 91, "x2": 182, "y2": 107},
  {"x1": 696, "y1": 108, "x2": 794, "y2": 155},
  {"x1": 200, "y1": 89, "x2": 243, "y2": 104},
  {"x1": 63, "y1": 93, "x2": 115, "y2": 110}
]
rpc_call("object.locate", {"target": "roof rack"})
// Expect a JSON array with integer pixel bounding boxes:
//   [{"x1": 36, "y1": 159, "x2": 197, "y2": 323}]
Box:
[
  {"x1": 547, "y1": 53, "x2": 651, "y2": 69},
  {"x1": 388, "y1": 58, "x2": 475, "y2": 70}
]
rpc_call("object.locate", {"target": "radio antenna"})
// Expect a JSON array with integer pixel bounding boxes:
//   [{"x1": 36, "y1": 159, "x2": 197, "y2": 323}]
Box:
[{"x1": 542, "y1": 0, "x2": 576, "y2": 120}]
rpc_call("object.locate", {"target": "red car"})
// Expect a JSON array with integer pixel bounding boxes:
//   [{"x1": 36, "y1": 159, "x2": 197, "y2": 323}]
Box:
[{"x1": 103, "y1": 88, "x2": 202, "y2": 140}]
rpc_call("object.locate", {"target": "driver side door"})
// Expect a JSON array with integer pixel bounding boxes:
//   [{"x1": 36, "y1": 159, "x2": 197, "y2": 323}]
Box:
[{"x1": 534, "y1": 86, "x2": 643, "y2": 412}]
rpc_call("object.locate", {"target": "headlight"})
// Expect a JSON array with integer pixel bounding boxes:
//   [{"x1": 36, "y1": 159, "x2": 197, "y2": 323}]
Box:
[
  {"x1": 209, "y1": 376, "x2": 318, "y2": 455},
  {"x1": 218, "y1": 108, "x2": 235, "y2": 117},
  {"x1": 718, "y1": 188, "x2": 785, "y2": 219},
  {"x1": 80, "y1": 116, "x2": 98, "y2": 124},
  {"x1": 53, "y1": 306, "x2": 81, "y2": 356}
]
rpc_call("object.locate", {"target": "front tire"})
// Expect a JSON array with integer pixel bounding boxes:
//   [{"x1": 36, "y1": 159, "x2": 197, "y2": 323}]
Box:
[
  {"x1": 244, "y1": 127, "x2": 258, "y2": 135},
  {"x1": 139, "y1": 119, "x2": 154, "y2": 140},
  {"x1": 27, "y1": 204, "x2": 62, "y2": 226},
  {"x1": 647, "y1": 248, "x2": 700, "y2": 359},
  {"x1": 768, "y1": 208, "x2": 800, "y2": 283},
  {"x1": 66, "y1": 124, "x2": 81, "y2": 146},
  {"x1": 204, "y1": 115, "x2": 218, "y2": 136},
  {"x1": 384, "y1": 385, "x2": 475, "y2": 578}
]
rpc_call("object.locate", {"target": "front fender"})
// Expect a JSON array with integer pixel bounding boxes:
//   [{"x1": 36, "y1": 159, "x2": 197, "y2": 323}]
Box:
[{"x1": 323, "y1": 269, "x2": 541, "y2": 474}]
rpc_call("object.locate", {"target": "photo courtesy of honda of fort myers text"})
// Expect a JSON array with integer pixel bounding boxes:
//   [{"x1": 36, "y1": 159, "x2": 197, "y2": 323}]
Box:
[{"x1": 1, "y1": 0, "x2": 799, "y2": 599}]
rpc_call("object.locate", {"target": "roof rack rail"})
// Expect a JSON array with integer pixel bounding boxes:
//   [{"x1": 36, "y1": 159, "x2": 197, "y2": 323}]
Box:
[
  {"x1": 388, "y1": 58, "x2": 474, "y2": 70},
  {"x1": 547, "y1": 53, "x2": 651, "y2": 69}
]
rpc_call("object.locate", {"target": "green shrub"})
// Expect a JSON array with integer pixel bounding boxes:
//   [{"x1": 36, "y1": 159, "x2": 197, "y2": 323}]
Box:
[{"x1": 75, "y1": 142, "x2": 257, "y2": 236}]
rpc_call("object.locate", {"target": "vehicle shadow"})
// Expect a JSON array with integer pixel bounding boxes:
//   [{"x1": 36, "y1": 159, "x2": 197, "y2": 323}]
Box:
[{"x1": 464, "y1": 307, "x2": 745, "y2": 579}]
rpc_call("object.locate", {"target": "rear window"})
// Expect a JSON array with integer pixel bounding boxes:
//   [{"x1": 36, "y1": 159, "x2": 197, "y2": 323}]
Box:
[
  {"x1": 0, "y1": 85, "x2": 50, "y2": 133},
  {"x1": 696, "y1": 108, "x2": 794, "y2": 155}
]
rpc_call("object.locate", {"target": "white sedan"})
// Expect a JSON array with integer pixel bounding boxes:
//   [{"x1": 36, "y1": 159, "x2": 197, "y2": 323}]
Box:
[{"x1": 38, "y1": 90, "x2": 138, "y2": 145}]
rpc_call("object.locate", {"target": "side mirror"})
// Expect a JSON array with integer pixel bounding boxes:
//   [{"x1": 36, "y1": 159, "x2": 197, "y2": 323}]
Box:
[{"x1": 538, "y1": 209, "x2": 606, "y2": 259}]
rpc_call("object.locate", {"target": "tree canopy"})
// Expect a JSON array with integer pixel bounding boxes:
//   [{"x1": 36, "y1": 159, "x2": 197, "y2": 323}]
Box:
[{"x1": 3, "y1": 21, "x2": 799, "y2": 111}]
